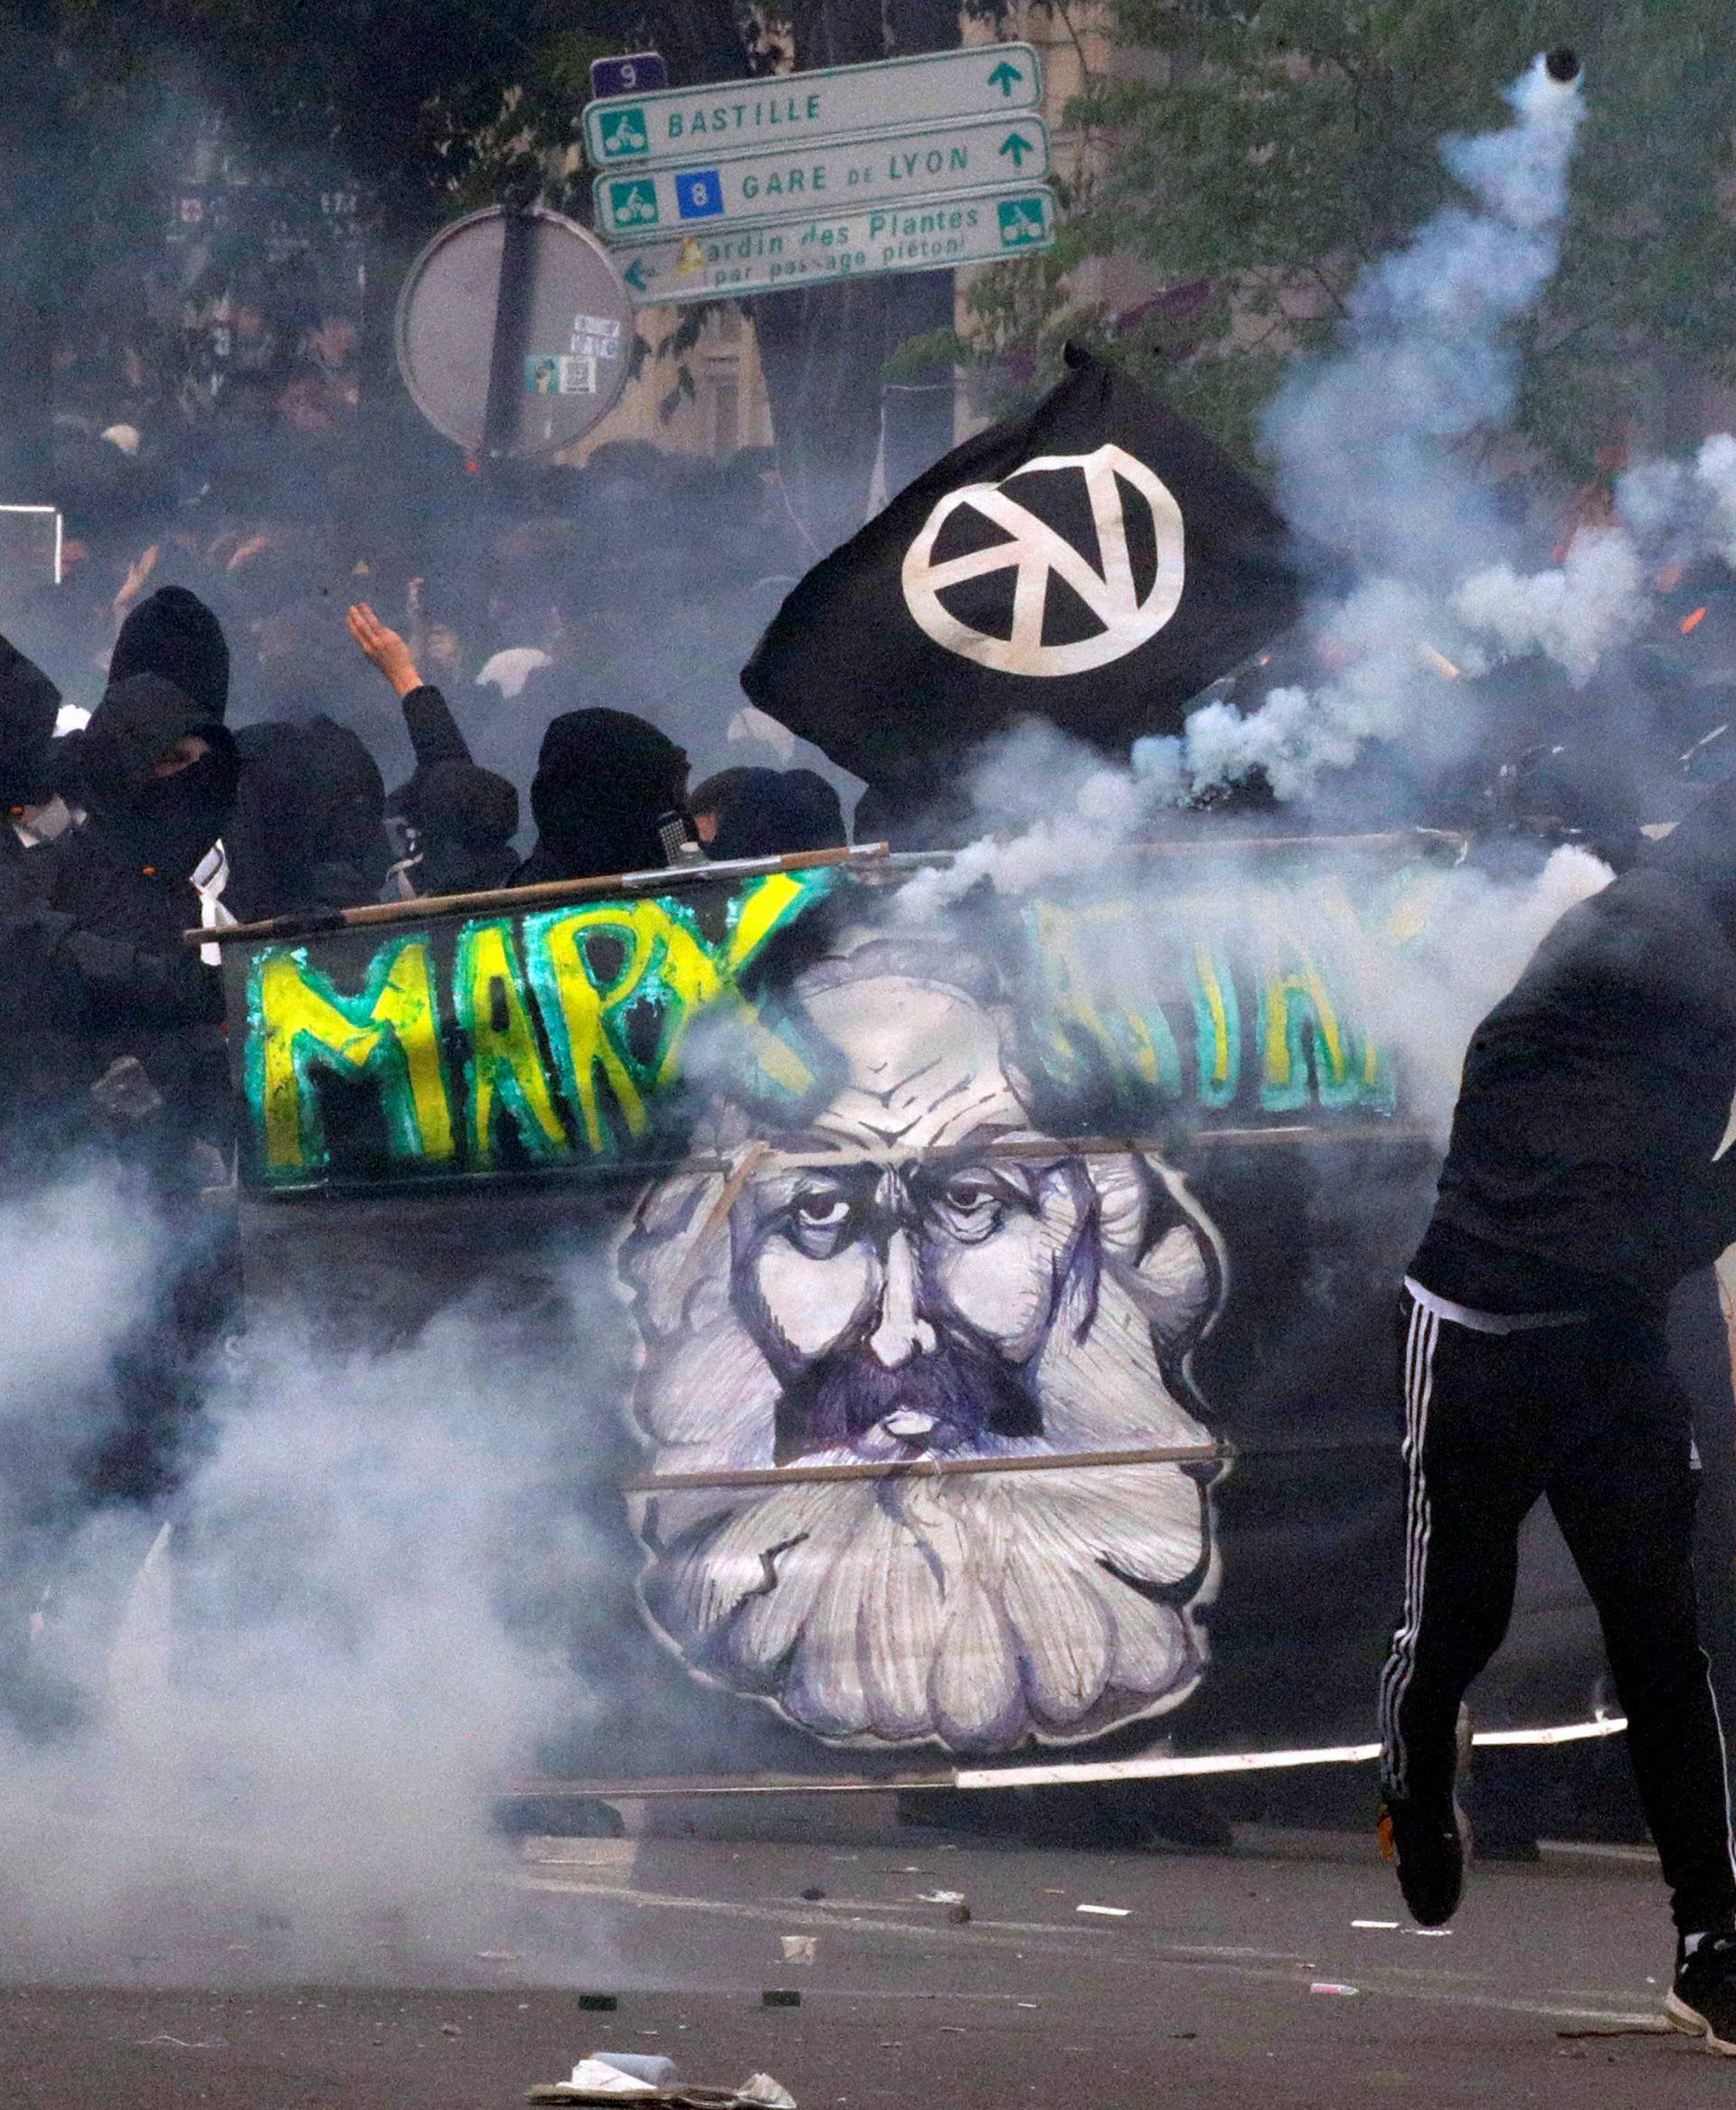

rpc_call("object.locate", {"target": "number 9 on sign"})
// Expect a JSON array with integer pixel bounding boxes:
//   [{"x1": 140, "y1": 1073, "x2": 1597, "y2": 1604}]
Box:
[{"x1": 591, "y1": 51, "x2": 669, "y2": 100}]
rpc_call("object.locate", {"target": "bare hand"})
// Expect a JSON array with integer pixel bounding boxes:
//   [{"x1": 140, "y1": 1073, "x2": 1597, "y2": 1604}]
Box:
[
  {"x1": 114, "y1": 542, "x2": 159, "y2": 621},
  {"x1": 347, "y1": 602, "x2": 423, "y2": 698}
]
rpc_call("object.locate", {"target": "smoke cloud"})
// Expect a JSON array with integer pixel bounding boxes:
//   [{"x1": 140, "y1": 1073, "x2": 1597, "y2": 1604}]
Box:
[{"x1": 0, "y1": 1193, "x2": 612, "y2": 1983}]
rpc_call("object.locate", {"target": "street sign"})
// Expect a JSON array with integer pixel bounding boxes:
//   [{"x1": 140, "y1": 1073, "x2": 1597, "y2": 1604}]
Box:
[
  {"x1": 582, "y1": 42, "x2": 1043, "y2": 173},
  {"x1": 609, "y1": 184, "x2": 1057, "y2": 306},
  {"x1": 590, "y1": 50, "x2": 668, "y2": 101},
  {"x1": 395, "y1": 206, "x2": 634, "y2": 457},
  {"x1": 593, "y1": 114, "x2": 1051, "y2": 240}
]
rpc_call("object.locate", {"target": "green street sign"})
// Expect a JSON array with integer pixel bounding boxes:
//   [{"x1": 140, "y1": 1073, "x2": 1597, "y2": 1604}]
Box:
[
  {"x1": 609, "y1": 184, "x2": 1058, "y2": 306},
  {"x1": 582, "y1": 43, "x2": 1043, "y2": 172},
  {"x1": 594, "y1": 115, "x2": 1052, "y2": 242}
]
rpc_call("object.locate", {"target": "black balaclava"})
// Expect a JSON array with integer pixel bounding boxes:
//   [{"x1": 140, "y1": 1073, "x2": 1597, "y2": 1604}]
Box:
[
  {"x1": 527, "y1": 708, "x2": 689, "y2": 881},
  {"x1": 75, "y1": 673, "x2": 237, "y2": 875},
  {"x1": 0, "y1": 634, "x2": 62, "y2": 809},
  {"x1": 109, "y1": 587, "x2": 231, "y2": 723},
  {"x1": 710, "y1": 768, "x2": 847, "y2": 862},
  {"x1": 410, "y1": 761, "x2": 521, "y2": 897},
  {"x1": 233, "y1": 715, "x2": 390, "y2": 912}
]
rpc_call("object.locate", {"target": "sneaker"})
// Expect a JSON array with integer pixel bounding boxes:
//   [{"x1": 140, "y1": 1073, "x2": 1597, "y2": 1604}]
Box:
[
  {"x1": 1669, "y1": 1929, "x2": 1736, "y2": 2055},
  {"x1": 1378, "y1": 1794, "x2": 1466, "y2": 1927}
]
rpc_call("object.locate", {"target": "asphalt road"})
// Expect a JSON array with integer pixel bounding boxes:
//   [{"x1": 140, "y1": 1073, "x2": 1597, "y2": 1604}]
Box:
[{"x1": 1, "y1": 1823, "x2": 1729, "y2": 2107}]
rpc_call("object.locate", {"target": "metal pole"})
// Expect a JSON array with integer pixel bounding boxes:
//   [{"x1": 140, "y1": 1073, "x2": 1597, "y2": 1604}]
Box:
[{"x1": 479, "y1": 206, "x2": 539, "y2": 467}]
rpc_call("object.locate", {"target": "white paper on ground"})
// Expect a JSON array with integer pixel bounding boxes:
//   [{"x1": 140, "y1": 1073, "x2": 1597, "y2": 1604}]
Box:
[
  {"x1": 739, "y1": 2077, "x2": 797, "y2": 2109},
  {"x1": 564, "y1": 2060, "x2": 658, "y2": 2096}
]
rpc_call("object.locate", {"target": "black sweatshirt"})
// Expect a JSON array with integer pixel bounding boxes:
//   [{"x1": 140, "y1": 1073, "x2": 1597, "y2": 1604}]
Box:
[{"x1": 1415, "y1": 782, "x2": 1736, "y2": 1312}]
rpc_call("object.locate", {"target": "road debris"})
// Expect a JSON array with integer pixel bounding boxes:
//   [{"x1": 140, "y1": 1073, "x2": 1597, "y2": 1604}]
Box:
[
  {"x1": 1309, "y1": 1983, "x2": 1361, "y2": 1997},
  {"x1": 580, "y1": 1994, "x2": 621, "y2": 2011},
  {"x1": 1076, "y1": 1904, "x2": 1129, "y2": 1918},
  {"x1": 779, "y1": 1936, "x2": 817, "y2": 1963},
  {"x1": 528, "y1": 2056, "x2": 798, "y2": 2107},
  {"x1": 1351, "y1": 1920, "x2": 1400, "y2": 1930},
  {"x1": 762, "y1": 1990, "x2": 801, "y2": 2008}
]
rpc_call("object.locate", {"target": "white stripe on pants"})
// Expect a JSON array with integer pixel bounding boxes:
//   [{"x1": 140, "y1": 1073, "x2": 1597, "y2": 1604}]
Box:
[{"x1": 1380, "y1": 1295, "x2": 1439, "y2": 1799}]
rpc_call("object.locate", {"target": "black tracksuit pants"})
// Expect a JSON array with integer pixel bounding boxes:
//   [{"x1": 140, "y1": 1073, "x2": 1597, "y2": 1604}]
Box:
[{"x1": 1380, "y1": 1286, "x2": 1736, "y2": 1935}]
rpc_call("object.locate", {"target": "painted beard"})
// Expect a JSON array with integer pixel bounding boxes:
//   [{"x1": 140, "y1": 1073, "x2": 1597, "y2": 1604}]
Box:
[
  {"x1": 618, "y1": 1144, "x2": 1225, "y2": 1755},
  {"x1": 635, "y1": 1448, "x2": 1210, "y2": 1753}
]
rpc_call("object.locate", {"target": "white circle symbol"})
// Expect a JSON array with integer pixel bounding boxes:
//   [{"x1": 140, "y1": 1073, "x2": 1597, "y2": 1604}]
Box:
[{"x1": 900, "y1": 444, "x2": 1186, "y2": 677}]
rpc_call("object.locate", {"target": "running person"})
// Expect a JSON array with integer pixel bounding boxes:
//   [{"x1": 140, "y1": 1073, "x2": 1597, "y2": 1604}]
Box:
[{"x1": 1381, "y1": 778, "x2": 1736, "y2": 2052}]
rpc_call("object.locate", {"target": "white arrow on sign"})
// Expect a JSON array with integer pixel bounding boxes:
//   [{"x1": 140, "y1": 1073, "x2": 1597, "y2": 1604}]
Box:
[
  {"x1": 583, "y1": 42, "x2": 1043, "y2": 173},
  {"x1": 610, "y1": 185, "x2": 1057, "y2": 305},
  {"x1": 594, "y1": 115, "x2": 1052, "y2": 240}
]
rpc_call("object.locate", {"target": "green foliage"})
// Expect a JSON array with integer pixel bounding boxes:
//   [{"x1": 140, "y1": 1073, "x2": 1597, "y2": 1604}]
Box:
[{"x1": 957, "y1": 0, "x2": 1736, "y2": 476}]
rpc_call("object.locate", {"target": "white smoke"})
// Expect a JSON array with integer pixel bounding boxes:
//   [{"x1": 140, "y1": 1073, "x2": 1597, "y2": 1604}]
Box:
[
  {"x1": 0, "y1": 1191, "x2": 608, "y2": 1980},
  {"x1": 1152, "y1": 53, "x2": 1591, "y2": 803},
  {"x1": 1451, "y1": 528, "x2": 1648, "y2": 684},
  {"x1": 1269, "y1": 55, "x2": 1584, "y2": 585}
]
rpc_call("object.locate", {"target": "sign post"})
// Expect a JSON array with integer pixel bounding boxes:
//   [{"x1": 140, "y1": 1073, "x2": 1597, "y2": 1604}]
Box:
[
  {"x1": 582, "y1": 43, "x2": 1043, "y2": 172},
  {"x1": 609, "y1": 186, "x2": 1058, "y2": 306},
  {"x1": 593, "y1": 116, "x2": 1051, "y2": 239}
]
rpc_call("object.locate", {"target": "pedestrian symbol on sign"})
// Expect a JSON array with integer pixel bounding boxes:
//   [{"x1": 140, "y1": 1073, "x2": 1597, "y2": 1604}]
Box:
[
  {"x1": 598, "y1": 108, "x2": 649, "y2": 160},
  {"x1": 675, "y1": 170, "x2": 725, "y2": 221},
  {"x1": 998, "y1": 197, "x2": 1047, "y2": 247},
  {"x1": 609, "y1": 179, "x2": 660, "y2": 229}
]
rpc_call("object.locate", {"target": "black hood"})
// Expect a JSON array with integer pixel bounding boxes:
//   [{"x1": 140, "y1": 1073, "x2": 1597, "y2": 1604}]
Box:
[
  {"x1": 110, "y1": 587, "x2": 231, "y2": 723},
  {"x1": 72, "y1": 673, "x2": 237, "y2": 873},
  {"x1": 527, "y1": 708, "x2": 688, "y2": 881},
  {"x1": 233, "y1": 715, "x2": 390, "y2": 912},
  {"x1": 410, "y1": 759, "x2": 519, "y2": 851},
  {"x1": 710, "y1": 768, "x2": 846, "y2": 862},
  {"x1": 0, "y1": 633, "x2": 61, "y2": 808}
]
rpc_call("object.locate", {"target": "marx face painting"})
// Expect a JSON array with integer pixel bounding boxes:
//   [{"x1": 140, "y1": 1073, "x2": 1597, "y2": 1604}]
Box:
[{"x1": 616, "y1": 935, "x2": 1228, "y2": 1755}]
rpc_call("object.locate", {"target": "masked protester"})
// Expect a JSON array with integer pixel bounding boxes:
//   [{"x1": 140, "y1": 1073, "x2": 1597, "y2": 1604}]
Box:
[
  {"x1": 514, "y1": 708, "x2": 689, "y2": 884},
  {"x1": 1380, "y1": 769, "x2": 1736, "y2": 2049},
  {"x1": 400, "y1": 760, "x2": 519, "y2": 897},
  {"x1": 707, "y1": 767, "x2": 846, "y2": 862},
  {"x1": 343, "y1": 600, "x2": 527, "y2": 898},
  {"x1": 109, "y1": 584, "x2": 230, "y2": 722},
  {"x1": 45, "y1": 673, "x2": 232, "y2": 1150},
  {"x1": 228, "y1": 716, "x2": 391, "y2": 917},
  {"x1": 54, "y1": 674, "x2": 236, "y2": 948},
  {"x1": 0, "y1": 633, "x2": 66, "y2": 898}
]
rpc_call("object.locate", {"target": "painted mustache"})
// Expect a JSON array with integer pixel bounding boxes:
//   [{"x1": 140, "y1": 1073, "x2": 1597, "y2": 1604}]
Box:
[{"x1": 772, "y1": 1329, "x2": 1043, "y2": 1465}]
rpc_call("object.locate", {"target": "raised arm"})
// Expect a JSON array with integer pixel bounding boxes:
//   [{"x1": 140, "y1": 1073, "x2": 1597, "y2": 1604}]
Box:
[{"x1": 346, "y1": 601, "x2": 471, "y2": 769}]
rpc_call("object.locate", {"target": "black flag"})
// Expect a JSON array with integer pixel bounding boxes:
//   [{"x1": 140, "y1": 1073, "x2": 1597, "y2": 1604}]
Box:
[{"x1": 741, "y1": 346, "x2": 1306, "y2": 786}]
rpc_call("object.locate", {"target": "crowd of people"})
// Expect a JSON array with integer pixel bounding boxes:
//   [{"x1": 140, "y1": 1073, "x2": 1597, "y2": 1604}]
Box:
[{"x1": 0, "y1": 578, "x2": 849, "y2": 1178}]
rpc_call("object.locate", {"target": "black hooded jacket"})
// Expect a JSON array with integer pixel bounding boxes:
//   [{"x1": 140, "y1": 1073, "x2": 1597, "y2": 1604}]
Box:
[
  {"x1": 0, "y1": 631, "x2": 62, "y2": 811},
  {"x1": 228, "y1": 715, "x2": 390, "y2": 918},
  {"x1": 708, "y1": 768, "x2": 846, "y2": 862},
  {"x1": 109, "y1": 587, "x2": 231, "y2": 722},
  {"x1": 515, "y1": 709, "x2": 688, "y2": 885},
  {"x1": 1418, "y1": 775, "x2": 1736, "y2": 1308},
  {"x1": 1, "y1": 670, "x2": 222, "y2": 1157},
  {"x1": 52, "y1": 672, "x2": 235, "y2": 958}
]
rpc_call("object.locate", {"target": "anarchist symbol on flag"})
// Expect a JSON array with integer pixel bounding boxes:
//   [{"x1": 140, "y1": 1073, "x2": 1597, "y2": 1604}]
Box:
[
  {"x1": 741, "y1": 346, "x2": 1307, "y2": 787},
  {"x1": 901, "y1": 443, "x2": 1187, "y2": 678}
]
